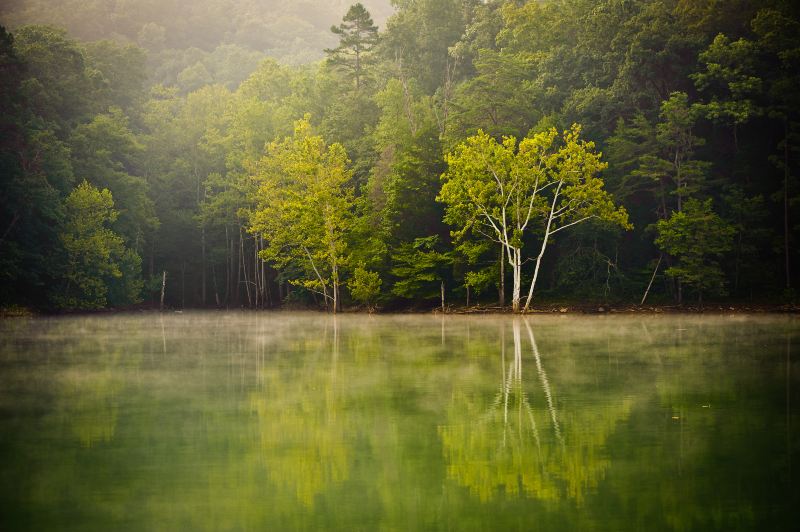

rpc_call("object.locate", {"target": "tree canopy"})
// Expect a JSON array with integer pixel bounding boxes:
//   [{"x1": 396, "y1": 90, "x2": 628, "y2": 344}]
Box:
[{"x1": 1, "y1": 0, "x2": 799, "y2": 311}]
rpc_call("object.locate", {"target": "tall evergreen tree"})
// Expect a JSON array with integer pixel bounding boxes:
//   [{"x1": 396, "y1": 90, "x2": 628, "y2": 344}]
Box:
[{"x1": 325, "y1": 3, "x2": 379, "y2": 91}]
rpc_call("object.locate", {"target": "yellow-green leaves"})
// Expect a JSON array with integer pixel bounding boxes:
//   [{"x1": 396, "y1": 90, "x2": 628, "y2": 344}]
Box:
[
  {"x1": 57, "y1": 181, "x2": 138, "y2": 309},
  {"x1": 440, "y1": 125, "x2": 630, "y2": 311},
  {"x1": 248, "y1": 116, "x2": 354, "y2": 309}
]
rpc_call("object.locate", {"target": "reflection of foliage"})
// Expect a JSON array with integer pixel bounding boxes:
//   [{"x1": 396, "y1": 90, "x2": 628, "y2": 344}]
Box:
[
  {"x1": 0, "y1": 314, "x2": 795, "y2": 530},
  {"x1": 60, "y1": 369, "x2": 121, "y2": 447},
  {"x1": 439, "y1": 388, "x2": 559, "y2": 502},
  {"x1": 439, "y1": 322, "x2": 632, "y2": 505},
  {"x1": 251, "y1": 350, "x2": 350, "y2": 507}
]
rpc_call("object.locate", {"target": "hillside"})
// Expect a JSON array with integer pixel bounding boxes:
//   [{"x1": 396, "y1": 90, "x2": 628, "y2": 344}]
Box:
[{"x1": 0, "y1": 0, "x2": 394, "y2": 64}]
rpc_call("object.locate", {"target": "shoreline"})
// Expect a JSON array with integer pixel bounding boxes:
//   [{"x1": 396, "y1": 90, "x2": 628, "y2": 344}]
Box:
[{"x1": 3, "y1": 302, "x2": 799, "y2": 318}]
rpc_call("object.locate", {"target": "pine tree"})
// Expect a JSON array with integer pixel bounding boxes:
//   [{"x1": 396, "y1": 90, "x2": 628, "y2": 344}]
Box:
[{"x1": 325, "y1": 3, "x2": 379, "y2": 91}]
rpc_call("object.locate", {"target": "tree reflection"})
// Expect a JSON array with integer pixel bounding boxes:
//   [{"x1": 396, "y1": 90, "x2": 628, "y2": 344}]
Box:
[
  {"x1": 250, "y1": 317, "x2": 351, "y2": 507},
  {"x1": 439, "y1": 318, "x2": 632, "y2": 504}
]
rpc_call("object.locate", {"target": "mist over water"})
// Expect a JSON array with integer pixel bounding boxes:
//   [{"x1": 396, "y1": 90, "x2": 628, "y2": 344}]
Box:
[{"x1": 0, "y1": 313, "x2": 797, "y2": 530}]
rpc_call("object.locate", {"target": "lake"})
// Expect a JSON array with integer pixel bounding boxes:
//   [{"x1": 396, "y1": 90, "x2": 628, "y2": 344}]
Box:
[{"x1": 0, "y1": 312, "x2": 797, "y2": 530}]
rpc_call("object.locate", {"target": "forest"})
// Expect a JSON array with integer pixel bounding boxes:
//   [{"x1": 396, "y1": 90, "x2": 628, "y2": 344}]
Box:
[{"x1": 1, "y1": 0, "x2": 799, "y2": 312}]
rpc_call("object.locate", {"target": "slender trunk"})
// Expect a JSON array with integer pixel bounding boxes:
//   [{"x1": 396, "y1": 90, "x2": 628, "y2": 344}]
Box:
[
  {"x1": 523, "y1": 181, "x2": 562, "y2": 313},
  {"x1": 240, "y1": 226, "x2": 252, "y2": 307},
  {"x1": 398, "y1": 59, "x2": 418, "y2": 135},
  {"x1": 332, "y1": 260, "x2": 339, "y2": 314},
  {"x1": 181, "y1": 261, "x2": 185, "y2": 309},
  {"x1": 260, "y1": 236, "x2": 266, "y2": 307},
  {"x1": 355, "y1": 44, "x2": 361, "y2": 91},
  {"x1": 525, "y1": 254, "x2": 545, "y2": 313},
  {"x1": 499, "y1": 244, "x2": 505, "y2": 308},
  {"x1": 675, "y1": 154, "x2": 682, "y2": 213},
  {"x1": 201, "y1": 227, "x2": 206, "y2": 306},
  {"x1": 211, "y1": 263, "x2": 221, "y2": 307},
  {"x1": 734, "y1": 230, "x2": 742, "y2": 294},
  {"x1": 466, "y1": 284, "x2": 470, "y2": 308},
  {"x1": 149, "y1": 238, "x2": 155, "y2": 304},
  {"x1": 641, "y1": 254, "x2": 662, "y2": 306},
  {"x1": 254, "y1": 235, "x2": 259, "y2": 308},
  {"x1": 160, "y1": 271, "x2": 166, "y2": 311},
  {"x1": 196, "y1": 170, "x2": 205, "y2": 306},
  {"x1": 441, "y1": 280, "x2": 445, "y2": 312},
  {"x1": 225, "y1": 226, "x2": 231, "y2": 305},
  {"x1": 785, "y1": 118, "x2": 791, "y2": 289},
  {"x1": 235, "y1": 229, "x2": 242, "y2": 306},
  {"x1": 262, "y1": 237, "x2": 270, "y2": 307},
  {"x1": 0, "y1": 211, "x2": 20, "y2": 248},
  {"x1": 511, "y1": 249, "x2": 521, "y2": 313}
]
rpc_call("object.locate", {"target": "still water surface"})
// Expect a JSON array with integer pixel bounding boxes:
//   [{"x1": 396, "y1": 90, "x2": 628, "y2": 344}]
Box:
[{"x1": 0, "y1": 312, "x2": 798, "y2": 530}]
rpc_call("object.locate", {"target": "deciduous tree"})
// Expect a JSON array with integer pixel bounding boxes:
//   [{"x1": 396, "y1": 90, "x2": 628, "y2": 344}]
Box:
[{"x1": 440, "y1": 126, "x2": 630, "y2": 312}]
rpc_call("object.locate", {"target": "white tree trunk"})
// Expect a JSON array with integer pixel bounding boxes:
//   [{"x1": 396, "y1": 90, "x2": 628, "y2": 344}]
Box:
[
  {"x1": 523, "y1": 181, "x2": 562, "y2": 313},
  {"x1": 511, "y1": 248, "x2": 522, "y2": 313}
]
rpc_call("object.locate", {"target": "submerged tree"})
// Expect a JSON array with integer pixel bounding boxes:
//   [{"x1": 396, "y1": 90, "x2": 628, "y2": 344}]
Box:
[
  {"x1": 248, "y1": 117, "x2": 354, "y2": 312},
  {"x1": 439, "y1": 126, "x2": 630, "y2": 312}
]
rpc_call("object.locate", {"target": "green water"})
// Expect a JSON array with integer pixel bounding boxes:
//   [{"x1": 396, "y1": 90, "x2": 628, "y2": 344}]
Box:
[{"x1": 0, "y1": 313, "x2": 797, "y2": 531}]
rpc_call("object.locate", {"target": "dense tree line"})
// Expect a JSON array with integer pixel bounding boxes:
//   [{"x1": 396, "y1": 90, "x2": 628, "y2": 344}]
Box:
[{"x1": 1, "y1": 0, "x2": 799, "y2": 312}]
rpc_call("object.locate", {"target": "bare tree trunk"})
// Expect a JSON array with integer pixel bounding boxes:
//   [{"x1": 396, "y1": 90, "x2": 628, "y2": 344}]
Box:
[
  {"x1": 333, "y1": 279, "x2": 339, "y2": 314},
  {"x1": 525, "y1": 253, "x2": 545, "y2": 313},
  {"x1": 254, "y1": 235, "x2": 259, "y2": 308},
  {"x1": 225, "y1": 226, "x2": 231, "y2": 305},
  {"x1": 263, "y1": 238, "x2": 268, "y2": 306},
  {"x1": 331, "y1": 260, "x2": 339, "y2": 314},
  {"x1": 441, "y1": 280, "x2": 445, "y2": 312},
  {"x1": 511, "y1": 249, "x2": 521, "y2": 313},
  {"x1": 785, "y1": 118, "x2": 791, "y2": 289},
  {"x1": 181, "y1": 261, "x2": 185, "y2": 309},
  {"x1": 211, "y1": 263, "x2": 220, "y2": 307},
  {"x1": 235, "y1": 229, "x2": 242, "y2": 306},
  {"x1": 240, "y1": 226, "x2": 252, "y2": 307},
  {"x1": 499, "y1": 244, "x2": 505, "y2": 308},
  {"x1": 160, "y1": 271, "x2": 166, "y2": 311},
  {"x1": 201, "y1": 227, "x2": 206, "y2": 306},
  {"x1": 641, "y1": 254, "x2": 662, "y2": 306},
  {"x1": 0, "y1": 211, "x2": 20, "y2": 249},
  {"x1": 523, "y1": 181, "x2": 562, "y2": 313},
  {"x1": 149, "y1": 238, "x2": 155, "y2": 304}
]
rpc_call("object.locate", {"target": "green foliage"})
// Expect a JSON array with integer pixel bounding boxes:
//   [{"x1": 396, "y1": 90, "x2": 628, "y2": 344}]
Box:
[
  {"x1": 57, "y1": 181, "x2": 140, "y2": 309},
  {"x1": 69, "y1": 108, "x2": 157, "y2": 244},
  {"x1": 390, "y1": 236, "x2": 451, "y2": 300},
  {"x1": 3, "y1": 0, "x2": 800, "y2": 309},
  {"x1": 82, "y1": 39, "x2": 147, "y2": 115},
  {"x1": 249, "y1": 117, "x2": 355, "y2": 309},
  {"x1": 325, "y1": 3, "x2": 379, "y2": 91},
  {"x1": 440, "y1": 125, "x2": 630, "y2": 309},
  {"x1": 692, "y1": 33, "x2": 763, "y2": 128},
  {"x1": 347, "y1": 266, "x2": 382, "y2": 309},
  {"x1": 655, "y1": 198, "x2": 735, "y2": 301}
]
